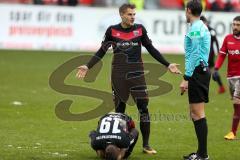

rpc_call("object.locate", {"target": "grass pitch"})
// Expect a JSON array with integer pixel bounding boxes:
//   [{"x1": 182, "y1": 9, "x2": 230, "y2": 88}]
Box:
[{"x1": 0, "y1": 50, "x2": 239, "y2": 160}]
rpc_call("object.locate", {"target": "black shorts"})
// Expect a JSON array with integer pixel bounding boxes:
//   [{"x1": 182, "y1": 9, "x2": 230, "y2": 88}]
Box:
[
  {"x1": 111, "y1": 71, "x2": 148, "y2": 104},
  {"x1": 188, "y1": 65, "x2": 211, "y2": 104}
]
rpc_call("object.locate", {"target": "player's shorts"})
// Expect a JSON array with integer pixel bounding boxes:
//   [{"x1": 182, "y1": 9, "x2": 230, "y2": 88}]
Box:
[
  {"x1": 111, "y1": 71, "x2": 148, "y2": 104},
  {"x1": 188, "y1": 65, "x2": 211, "y2": 103},
  {"x1": 227, "y1": 78, "x2": 240, "y2": 99},
  {"x1": 89, "y1": 131, "x2": 131, "y2": 151}
]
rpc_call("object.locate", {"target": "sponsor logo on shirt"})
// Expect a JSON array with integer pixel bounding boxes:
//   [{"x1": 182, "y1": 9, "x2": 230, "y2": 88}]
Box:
[
  {"x1": 228, "y1": 50, "x2": 240, "y2": 55},
  {"x1": 133, "y1": 30, "x2": 140, "y2": 36},
  {"x1": 228, "y1": 42, "x2": 235, "y2": 45}
]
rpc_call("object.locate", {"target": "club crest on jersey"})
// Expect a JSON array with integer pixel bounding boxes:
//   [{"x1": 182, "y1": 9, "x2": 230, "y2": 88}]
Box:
[{"x1": 133, "y1": 30, "x2": 139, "y2": 36}]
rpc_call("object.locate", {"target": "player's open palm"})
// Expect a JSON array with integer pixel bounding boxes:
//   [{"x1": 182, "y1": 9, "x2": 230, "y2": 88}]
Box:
[
  {"x1": 76, "y1": 65, "x2": 89, "y2": 79},
  {"x1": 168, "y1": 63, "x2": 182, "y2": 74}
]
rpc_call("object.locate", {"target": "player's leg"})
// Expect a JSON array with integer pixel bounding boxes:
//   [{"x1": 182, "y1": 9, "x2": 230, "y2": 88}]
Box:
[
  {"x1": 225, "y1": 78, "x2": 240, "y2": 140},
  {"x1": 111, "y1": 81, "x2": 129, "y2": 113},
  {"x1": 130, "y1": 76, "x2": 156, "y2": 154},
  {"x1": 89, "y1": 130, "x2": 106, "y2": 158},
  {"x1": 123, "y1": 128, "x2": 139, "y2": 158},
  {"x1": 136, "y1": 98, "x2": 157, "y2": 154},
  {"x1": 184, "y1": 66, "x2": 210, "y2": 160}
]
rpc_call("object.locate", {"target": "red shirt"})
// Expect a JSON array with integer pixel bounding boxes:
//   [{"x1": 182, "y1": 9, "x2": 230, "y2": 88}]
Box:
[{"x1": 215, "y1": 34, "x2": 240, "y2": 78}]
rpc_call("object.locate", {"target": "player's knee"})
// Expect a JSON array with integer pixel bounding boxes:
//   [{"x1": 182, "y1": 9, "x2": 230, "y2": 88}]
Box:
[
  {"x1": 190, "y1": 112, "x2": 205, "y2": 120},
  {"x1": 136, "y1": 99, "x2": 149, "y2": 114},
  {"x1": 233, "y1": 97, "x2": 240, "y2": 104}
]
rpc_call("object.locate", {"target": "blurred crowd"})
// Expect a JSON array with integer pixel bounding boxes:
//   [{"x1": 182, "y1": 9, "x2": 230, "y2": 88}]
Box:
[{"x1": 0, "y1": 0, "x2": 239, "y2": 12}]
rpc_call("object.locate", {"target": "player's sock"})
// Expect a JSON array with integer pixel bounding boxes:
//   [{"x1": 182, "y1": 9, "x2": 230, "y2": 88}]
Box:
[
  {"x1": 231, "y1": 104, "x2": 240, "y2": 135},
  {"x1": 193, "y1": 118, "x2": 208, "y2": 158},
  {"x1": 140, "y1": 111, "x2": 150, "y2": 147},
  {"x1": 136, "y1": 99, "x2": 150, "y2": 147}
]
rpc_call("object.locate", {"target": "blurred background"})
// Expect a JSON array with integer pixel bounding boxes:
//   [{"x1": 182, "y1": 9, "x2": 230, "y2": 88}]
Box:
[
  {"x1": 0, "y1": 0, "x2": 239, "y2": 54},
  {"x1": 0, "y1": 0, "x2": 240, "y2": 11}
]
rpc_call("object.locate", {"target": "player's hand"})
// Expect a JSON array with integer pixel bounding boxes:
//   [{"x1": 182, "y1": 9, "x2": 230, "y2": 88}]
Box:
[
  {"x1": 76, "y1": 65, "x2": 89, "y2": 79},
  {"x1": 180, "y1": 80, "x2": 188, "y2": 95},
  {"x1": 168, "y1": 63, "x2": 182, "y2": 74},
  {"x1": 212, "y1": 69, "x2": 219, "y2": 81}
]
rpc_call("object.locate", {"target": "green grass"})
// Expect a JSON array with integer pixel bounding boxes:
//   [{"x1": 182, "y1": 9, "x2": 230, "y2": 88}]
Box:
[{"x1": 0, "y1": 50, "x2": 238, "y2": 160}]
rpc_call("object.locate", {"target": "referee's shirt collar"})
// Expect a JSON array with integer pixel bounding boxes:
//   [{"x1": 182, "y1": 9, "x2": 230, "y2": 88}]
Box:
[{"x1": 190, "y1": 19, "x2": 201, "y2": 27}]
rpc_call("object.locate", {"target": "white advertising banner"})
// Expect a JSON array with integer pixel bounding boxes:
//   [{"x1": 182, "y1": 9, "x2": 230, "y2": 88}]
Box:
[{"x1": 0, "y1": 4, "x2": 238, "y2": 53}]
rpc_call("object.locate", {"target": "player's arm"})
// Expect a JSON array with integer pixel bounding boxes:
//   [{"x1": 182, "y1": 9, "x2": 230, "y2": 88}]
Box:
[
  {"x1": 76, "y1": 27, "x2": 112, "y2": 79},
  {"x1": 212, "y1": 36, "x2": 228, "y2": 80},
  {"x1": 214, "y1": 36, "x2": 228, "y2": 71},
  {"x1": 141, "y1": 25, "x2": 181, "y2": 74},
  {"x1": 211, "y1": 29, "x2": 220, "y2": 54}
]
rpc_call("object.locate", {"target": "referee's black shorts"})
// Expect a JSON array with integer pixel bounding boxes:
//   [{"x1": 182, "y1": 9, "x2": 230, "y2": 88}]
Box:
[{"x1": 188, "y1": 65, "x2": 211, "y2": 104}]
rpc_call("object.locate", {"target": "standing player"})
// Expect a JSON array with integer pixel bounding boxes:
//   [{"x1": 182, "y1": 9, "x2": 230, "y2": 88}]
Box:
[
  {"x1": 214, "y1": 16, "x2": 240, "y2": 140},
  {"x1": 200, "y1": 15, "x2": 225, "y2": 94},
  {"x1": 89, "y1": 112, "x2": 138, "y2": 160},
  {"x1": 180, "y1": 1, "x2": 210, "y2": 160},
  {"x1": 76, "y1": 3, "x2": 181, "y2": 154}
]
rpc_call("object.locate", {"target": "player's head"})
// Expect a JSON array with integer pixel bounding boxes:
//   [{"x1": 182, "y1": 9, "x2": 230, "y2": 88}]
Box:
[
  {"x1": 185, "y1": 0, "x2": 202, "y2": 23},
  {"x1": 105, "y1": 144, "x2": 121, "y2": 160},
  {"x1": 119, "y1": 3, "x2": 136, "y2": 27},
  {"x1": 232, "y1": 16, "x2": 240, "y2": 36},
  {"x1": 200, "y1": 15, "x2": 208, "y2": 25}
]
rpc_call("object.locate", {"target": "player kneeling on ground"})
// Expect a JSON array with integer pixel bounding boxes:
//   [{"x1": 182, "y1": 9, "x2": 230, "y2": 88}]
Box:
[{"x1": 89, "y1": 112, "x2": 138, "y2": 160}]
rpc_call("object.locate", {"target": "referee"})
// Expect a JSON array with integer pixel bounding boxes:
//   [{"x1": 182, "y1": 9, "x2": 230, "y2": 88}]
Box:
[{"x1": 180, "y1": 1, "x2": 210, "y2": 160}]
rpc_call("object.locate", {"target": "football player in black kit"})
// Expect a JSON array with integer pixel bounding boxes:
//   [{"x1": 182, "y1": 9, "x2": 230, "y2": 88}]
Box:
[
  {"x1": 77, "y1": 3, "x2": 181, "y2": 154},
  {"x1": 89, "y1": 112, "x2": 138, "y2": 160},
  {"x1": 200, "y1": 15, "x2": 225, "y2": 94}
]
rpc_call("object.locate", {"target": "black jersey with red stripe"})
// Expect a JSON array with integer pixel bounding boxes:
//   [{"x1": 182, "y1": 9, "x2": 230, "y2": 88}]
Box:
[
  {"x1": 87, "y1": 23, "x2": 170, "y2": 69},
  {"x1": 105, "y1": 23, "x2": 151, "y2": 64}
]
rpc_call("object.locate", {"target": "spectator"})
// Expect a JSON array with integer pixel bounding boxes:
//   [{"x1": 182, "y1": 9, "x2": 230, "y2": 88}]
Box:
[{"x1": 224, "y1": 0, "x2": 234, "y2": 12}]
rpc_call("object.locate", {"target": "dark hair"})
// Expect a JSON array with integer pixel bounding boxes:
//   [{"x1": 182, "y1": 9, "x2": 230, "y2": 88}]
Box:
[
  {"x1": 119, "y1": 3, "x2": 136, "y2": 14},
  {"x1": 105, "y1": 145, "x2": 120, "y2": 160},
  {"x1": 186, "y1": 0, "x2": 202, "y2": 16},
  {"x1": 200, "y1": 15, "x2": 207, "y2": 23},
  {"x1": 233, "y1": 16, "x2": 240, "y2": 22}
]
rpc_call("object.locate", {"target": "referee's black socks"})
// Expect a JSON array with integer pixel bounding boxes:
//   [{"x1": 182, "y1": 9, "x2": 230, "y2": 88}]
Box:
[{"x1": 193, "y1": 118, "x2": 208, "y2": 158}]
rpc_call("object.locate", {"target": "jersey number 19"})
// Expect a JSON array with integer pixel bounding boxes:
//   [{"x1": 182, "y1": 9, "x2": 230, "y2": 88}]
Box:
[{"x1": 99, "y1": 117, "x2": 121, "y2": 134}]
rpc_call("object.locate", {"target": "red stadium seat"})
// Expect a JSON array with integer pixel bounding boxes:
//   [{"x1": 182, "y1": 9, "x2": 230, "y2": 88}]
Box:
[{"x1": 79, "y1": 0, "x2": 94, "y2": 5}]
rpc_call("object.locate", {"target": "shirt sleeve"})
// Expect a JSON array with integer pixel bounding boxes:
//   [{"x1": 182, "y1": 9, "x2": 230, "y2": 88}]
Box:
[
  {"x1": 141, "y1": 25, "x2": 152, "y2": 47},
  {"x1": 86, "y1": 27, "x2": 112, "y2": 69},
  {"x1": 215, "y1": 36, "x2": 228, "y2": 69},
  {"x1": 219, "y1": 36, "x2": 228, "y2": 55}
]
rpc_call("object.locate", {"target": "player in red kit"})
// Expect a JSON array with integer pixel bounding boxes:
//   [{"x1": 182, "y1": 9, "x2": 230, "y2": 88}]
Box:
[{"x1": 214, "y1": 16, "x2": 240, "y2": 140}]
